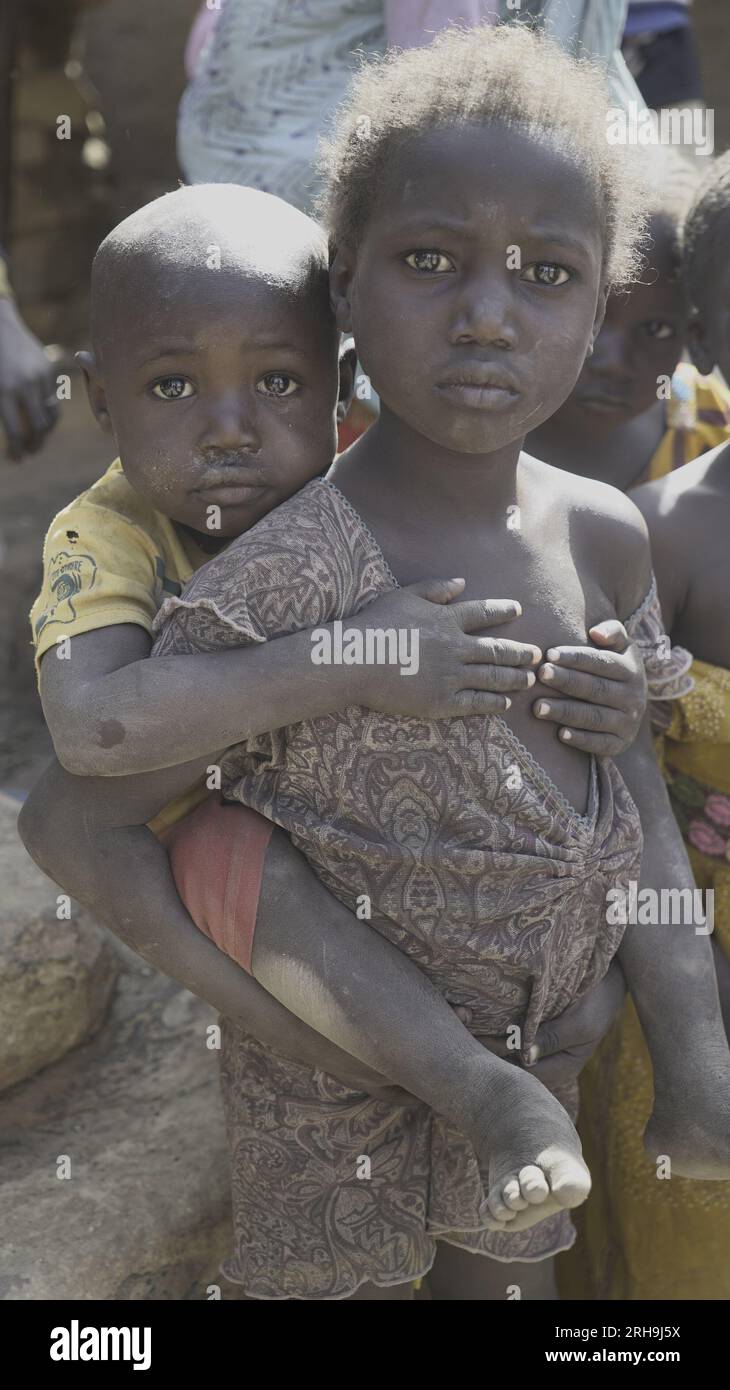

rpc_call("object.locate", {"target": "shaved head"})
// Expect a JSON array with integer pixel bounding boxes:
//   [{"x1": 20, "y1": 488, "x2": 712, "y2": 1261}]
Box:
[{"x1": 91, "y1": 184, "x2": 330, "y2": 357}]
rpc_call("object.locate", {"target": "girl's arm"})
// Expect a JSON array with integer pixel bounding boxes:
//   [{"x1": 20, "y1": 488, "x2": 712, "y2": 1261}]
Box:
[
  {"x1": 39, "y1": 581, "x2": 540, "y2": 777},
  {"x1": 615, "y1": 718, "x2": 730, "y2": 1103}
]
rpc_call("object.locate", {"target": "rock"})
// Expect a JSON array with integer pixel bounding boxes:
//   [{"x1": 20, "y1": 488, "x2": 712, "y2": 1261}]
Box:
[
  {"x1": 0, "y1": 950, "x2": 238, "y2": 1300},
  {"x1": 0, "y1": 794, "x2": 119, "y2": 1092}
]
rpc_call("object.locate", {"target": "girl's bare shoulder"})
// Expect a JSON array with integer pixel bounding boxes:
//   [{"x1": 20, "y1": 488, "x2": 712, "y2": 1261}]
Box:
[{"x1": 523, "y1": 453, "x2": 651, "y2": 615}]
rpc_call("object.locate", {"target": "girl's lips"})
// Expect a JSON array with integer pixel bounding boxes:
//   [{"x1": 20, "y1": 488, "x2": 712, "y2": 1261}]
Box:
[{"x1": 437, "y1": 381, "x2": 520, "y2": 411}]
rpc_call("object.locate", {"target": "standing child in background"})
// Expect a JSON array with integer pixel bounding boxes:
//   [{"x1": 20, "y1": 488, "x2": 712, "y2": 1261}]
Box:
[
  {"x1": 147, "y1": 25, "x2": 730, "y2": 1300},
  {"x1": 528, "y1": 152, "x2": 730, "y2": 492},
  {"x1": 562, "y1": 152, "x2": 730, "y2": 1301}
]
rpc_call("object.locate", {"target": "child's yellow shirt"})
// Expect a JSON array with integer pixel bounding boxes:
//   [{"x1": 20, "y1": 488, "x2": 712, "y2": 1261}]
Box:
[{"x1": 30, "y1": 458, "x2": 214, "y2": 831}]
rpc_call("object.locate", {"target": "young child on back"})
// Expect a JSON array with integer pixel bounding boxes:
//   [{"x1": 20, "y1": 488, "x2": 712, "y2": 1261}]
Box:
[
  {"x1": 72, "y1": 25, "x2": 730, "y2": 1302},
  {"x1": 528, "y1": 153, "x2": 730, "y2": 492},
  {"x1": 21, "y1": 176, "x2": 650, "y2": 1298},
  {"x1": 566, "y1": 151, "x2": 730, "y2": 1302}
]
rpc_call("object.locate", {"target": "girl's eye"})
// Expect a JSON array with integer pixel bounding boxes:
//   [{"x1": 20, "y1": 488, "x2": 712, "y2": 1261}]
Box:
[
  {"x1": 151, "y1": 376, "x2": 194, "y2": 400},
  {"x1": 521, "y1": 262, "x2": 572, "y2": 287},
  {"x1": 257, "y1": 373, "x2": 299, "y2": 397},
  {"x1": 644, "y1": 320, "x2": 675, "y2": 340},
  {"x1": 404, "y1": 250, "x2": 454, "y2": 274}
]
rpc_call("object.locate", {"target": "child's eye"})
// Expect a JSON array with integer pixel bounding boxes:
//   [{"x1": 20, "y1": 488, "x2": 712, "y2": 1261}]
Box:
[
  {"x1": 151, "y1": 376, "x2": 194, "y2": 400},
  {"x1": 521, "y1": 263, "x2": 572, "y2": 287},
  {"x1": 643, "y1": 320, "x2": 675, "y2": 340},
  {"x1": 404, "y1": 250, "x2": 454, "y2": 274},
  {"x1": 256, "y1": 373, "x2": 299, "y2": 397}
]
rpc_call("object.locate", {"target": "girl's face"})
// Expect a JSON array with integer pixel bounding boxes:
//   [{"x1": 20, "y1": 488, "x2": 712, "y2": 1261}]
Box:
[
  {"x1": 332, "y1": 123, "x2": 608, "y2": 455},
  {"x1": 556, "y1": 214, "x2": 687, "y2": 429}
]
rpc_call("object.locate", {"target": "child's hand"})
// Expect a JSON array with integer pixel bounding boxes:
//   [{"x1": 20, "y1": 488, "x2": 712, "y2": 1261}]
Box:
[
  {"x1": 532, "y1": 620, "x2": 647, "y2": 755},
  {"x1": 355, "y1": 577, "x2": 542, "y2": 719},
  {"x1": 470, "y1": 960, "x2": 627, "y2": 1091}
]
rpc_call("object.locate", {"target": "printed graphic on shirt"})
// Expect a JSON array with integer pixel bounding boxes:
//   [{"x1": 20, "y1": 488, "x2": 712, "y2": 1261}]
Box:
[{"x1": 34, "y1": 550, "x2": 97, "y2": 636}]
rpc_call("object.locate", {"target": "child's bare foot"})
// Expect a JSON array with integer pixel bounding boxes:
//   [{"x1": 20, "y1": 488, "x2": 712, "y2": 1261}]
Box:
[
  {"x1": 644, "y1": 1063, "x2": 730, "y2": 1179},
  {"x1": 465, "y1": 1062, "x2": 591, "y2": 1234}
]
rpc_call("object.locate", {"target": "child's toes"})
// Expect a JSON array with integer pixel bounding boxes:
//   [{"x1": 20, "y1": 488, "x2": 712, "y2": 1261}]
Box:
[
  {"x1": 540, "y1": 1147, "x2": 591, "y2": 1207},
  {"x1": 502, "y1": 1176, "x2": 529, "y2": 1212},
  {"x1": 486, "y1": 1180, "x2": 520, "y2": 1222},
  {"x1": 518, "y1": 1164, "x2": 550, "y2": 1204}
]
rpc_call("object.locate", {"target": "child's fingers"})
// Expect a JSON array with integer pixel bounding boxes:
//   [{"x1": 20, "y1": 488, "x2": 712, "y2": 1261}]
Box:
[
  {"x1": 405, "y1": 576, "x2": 466, "y2": 605},
  {"x1": 462, "y1": 662, "x2": 537, "y2": 693},
  {"x1": 538, "y1": 662, "x2": 639, "y2": 710},
  {"x1": 588, "y1": 620, "x2": 630, "y2": 653},
  {"x1": 550, "y1": 729, "x2": 634, "y2": 755},
  {"x1": 533, "y1": 697, "x2": 628, "y2": 737},
  {"x1": 448, "y1": 690, "x2": 515, "y2": 716},
  {"x1": 451, "y1": 599, "x2": 524, "y2": 633},
  {"x1": 464, "y1": 634, "x2": 542, "y2": 666},
  {"x1": 542, "y1": 644, "x2": 634, "y2": 680}
]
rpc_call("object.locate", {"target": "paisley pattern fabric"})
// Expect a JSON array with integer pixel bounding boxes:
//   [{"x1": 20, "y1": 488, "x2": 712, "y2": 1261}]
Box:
[{"x1": 152, "y1": 478, "x2": 653, "y2": 1298}]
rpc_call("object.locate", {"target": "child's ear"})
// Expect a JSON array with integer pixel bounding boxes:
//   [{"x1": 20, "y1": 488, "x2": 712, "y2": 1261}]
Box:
[
  {"x1": 336, "y1": 338, "x2": 357, "y2": 424},
  {"x1": 330, "y1": 246, "x2": 355, "y2": 334},
  {"x1": 76, "y1": 350, "x2": 113, "y2": 433},
  {"x1": 687, "y1": 312, "x2": 715, "y2": 377}
]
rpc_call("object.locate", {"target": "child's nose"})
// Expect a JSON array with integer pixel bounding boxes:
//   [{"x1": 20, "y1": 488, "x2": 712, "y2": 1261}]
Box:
[
  {"x1": 202, "y1": 397, "x2": 261, "y2": 452},
  {"x1": 451, "y1": 272, "x2": 518, "y2": 349}
]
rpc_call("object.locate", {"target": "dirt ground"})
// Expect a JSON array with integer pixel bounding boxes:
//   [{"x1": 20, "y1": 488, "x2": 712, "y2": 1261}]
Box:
[{"x1": 2, "y1": 0, "x2": 729, "y2": 791}]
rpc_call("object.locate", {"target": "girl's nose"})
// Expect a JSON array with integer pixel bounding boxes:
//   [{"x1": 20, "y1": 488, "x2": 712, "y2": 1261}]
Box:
[
  {"x1": 450, "y1": 271, "x2": 518, "y2": 350},
  {"x1": 201, "y1": 397, "x2": 261, "y2": 452}
]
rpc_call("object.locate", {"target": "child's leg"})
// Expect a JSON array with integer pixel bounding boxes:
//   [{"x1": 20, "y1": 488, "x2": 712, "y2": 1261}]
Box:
[
  {"x1": 169, "y1": 799, "x2": 591, "y2": 1235},
  {"x1": 617, "y1": 732, "x2": 730, "y2": 1178},
  {"x1": 427, "y1": 1244, "x2": 557, "y2": 1301}
]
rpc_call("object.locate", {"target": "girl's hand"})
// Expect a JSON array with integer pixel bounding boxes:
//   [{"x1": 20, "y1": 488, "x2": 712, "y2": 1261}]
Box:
[
  {"x1": 356, "y1": 577, "x2": 542, "y2": 720},
  {"x1": 470, "y1": 960, "x2": 627, "y2": 1092},
  {"x1": 532, "y1": 620, "x2": 647, "y2": 755}
]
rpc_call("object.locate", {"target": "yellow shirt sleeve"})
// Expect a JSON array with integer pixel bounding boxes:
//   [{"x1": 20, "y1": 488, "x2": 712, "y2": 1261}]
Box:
[{"x1": 30, "y1": 500, "x2": 163, "y2": 673}]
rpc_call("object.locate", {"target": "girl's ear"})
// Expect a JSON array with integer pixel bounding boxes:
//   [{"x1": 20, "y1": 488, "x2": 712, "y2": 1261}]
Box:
[
  {"x1": 330, "y1": 246, "x2": 355, "y2": 334},
  {"x1": 688, "y1": 313, "x2": 716, "y2": 377},
  {"x1": 76, "y1": 350, "x2": 113, "y2": 433},
  {"x1": 336, "y1": 338, "x2": 357, "y2": 424}
]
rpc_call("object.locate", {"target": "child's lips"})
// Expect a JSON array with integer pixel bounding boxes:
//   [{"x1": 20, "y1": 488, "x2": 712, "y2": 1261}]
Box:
[
  {"x1": 194, "y1": 480, "x2": 266, "y2": 506},
  {"x1": 436, "y1": 364, "x2": 521, "y2": 411}
]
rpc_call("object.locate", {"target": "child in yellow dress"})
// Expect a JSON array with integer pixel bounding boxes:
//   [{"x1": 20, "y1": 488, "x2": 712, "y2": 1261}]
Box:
[{"x1": 561, "y1": 151, "x2": 730, "y2": 1301}]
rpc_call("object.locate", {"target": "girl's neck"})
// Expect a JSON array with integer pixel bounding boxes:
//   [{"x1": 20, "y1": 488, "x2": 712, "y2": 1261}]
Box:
[{"x1": 339, "y1": 404, "x2": 524, "y2": 524}]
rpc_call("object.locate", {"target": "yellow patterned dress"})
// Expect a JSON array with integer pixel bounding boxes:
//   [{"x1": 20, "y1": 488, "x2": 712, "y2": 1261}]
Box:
[
  {"x1": 641, "y1": 362, "x2": 730, "y2": 484},
  {"x1": 560, "y1": 661, "x2": 730, "y2": 1299}
]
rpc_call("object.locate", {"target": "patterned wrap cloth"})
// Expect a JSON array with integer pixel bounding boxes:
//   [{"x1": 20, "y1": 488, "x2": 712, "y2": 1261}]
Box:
[{"x1": 151, "y1": 478, "x2": 679, "y2": 1299}]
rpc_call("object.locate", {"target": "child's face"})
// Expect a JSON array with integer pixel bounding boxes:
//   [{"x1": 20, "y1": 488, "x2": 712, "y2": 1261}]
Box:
[
  {"x1": 690, "y1": 213, "x2": 730, "y2": 382},
  {"x1": 86, "y1": 268, "x2": 341, "y2": 539},
  {"x1": 332, "y1": 123, "x2": 607, "y2": 455},
  {"x1": 555, "y1": 214, "x2": 687, "y2": 430}
]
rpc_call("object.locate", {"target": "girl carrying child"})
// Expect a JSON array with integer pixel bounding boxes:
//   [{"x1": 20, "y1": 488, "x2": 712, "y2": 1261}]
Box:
[{"x1": 150, "y1": 26, "x2": 730, "y2": 1299}]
